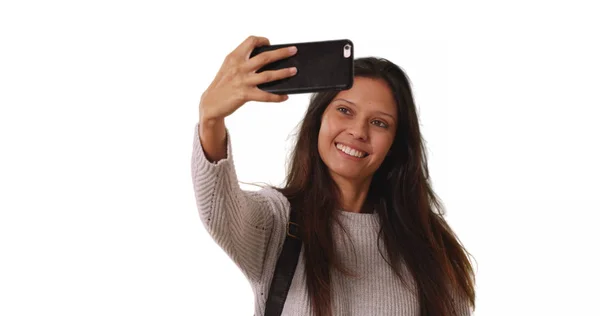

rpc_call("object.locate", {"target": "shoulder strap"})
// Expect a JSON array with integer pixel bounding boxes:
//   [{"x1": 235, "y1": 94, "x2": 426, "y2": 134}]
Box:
[{"x1": 263, "y1": 207, "x2": 302, "y2": 316}]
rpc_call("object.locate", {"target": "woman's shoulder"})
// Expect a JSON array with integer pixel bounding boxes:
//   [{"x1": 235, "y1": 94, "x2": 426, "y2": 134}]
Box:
[{"x1": 243, "y1": 184, "x2": 292, "y2": 222}]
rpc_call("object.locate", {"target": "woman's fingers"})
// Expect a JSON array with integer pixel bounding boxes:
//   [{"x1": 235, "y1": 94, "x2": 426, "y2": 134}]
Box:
[
  {"x1": 247, "y1": 88, "x2": 289, "y2": 103},
  {"x1": 233, "y1": 36, "x2": 270, "y2": 59},
  {"x1": 245, "y1": 45, "x2": 297, "y2": 72},
  {"x1": 247, "y1": 67, "x2": 297, "y2": 86}
]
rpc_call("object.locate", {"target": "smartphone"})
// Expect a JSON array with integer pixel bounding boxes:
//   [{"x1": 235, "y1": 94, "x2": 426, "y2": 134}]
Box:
[{"x1": 249, "y1": 39, "x2": 354, "y2": 95}]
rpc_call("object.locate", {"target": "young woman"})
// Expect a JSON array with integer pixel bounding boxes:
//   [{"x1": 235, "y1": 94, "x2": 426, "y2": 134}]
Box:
[{"x1": 192, "y1": 36, "x2": 476, "y2": 316}]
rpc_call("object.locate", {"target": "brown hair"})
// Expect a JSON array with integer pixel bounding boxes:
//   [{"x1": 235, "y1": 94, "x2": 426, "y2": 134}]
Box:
[{"x1": 272, "y1": 57, "x2": 476, "y2": 315}]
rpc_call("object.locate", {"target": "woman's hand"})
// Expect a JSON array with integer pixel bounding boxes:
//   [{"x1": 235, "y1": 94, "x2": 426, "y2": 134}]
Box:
[{"x1": 199, "y1": 35, "x2": 298, "y2": 122}]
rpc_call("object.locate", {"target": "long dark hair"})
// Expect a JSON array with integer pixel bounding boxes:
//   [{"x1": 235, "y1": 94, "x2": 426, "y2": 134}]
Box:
[{"x1": 272, "y1": 57, "x2": 476, "y2": 315}]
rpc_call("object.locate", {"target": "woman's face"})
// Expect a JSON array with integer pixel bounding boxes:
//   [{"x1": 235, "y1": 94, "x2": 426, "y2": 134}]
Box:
[{"x1": 318, "y1": 76, "x2": 398, "y2": 183}]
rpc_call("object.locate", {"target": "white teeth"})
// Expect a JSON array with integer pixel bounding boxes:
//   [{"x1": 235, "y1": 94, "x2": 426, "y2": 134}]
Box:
[{"x1": 335, "y1": 143, "x2": 366, "y2": 158}]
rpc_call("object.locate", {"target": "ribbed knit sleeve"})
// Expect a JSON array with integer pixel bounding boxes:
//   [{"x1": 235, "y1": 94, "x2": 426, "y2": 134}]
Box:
[
  {"x1": 190, "y1": 122, "x2": 288, "y2": 283},
  {"x1": 453, "y1": 289, "x2": 474, "y2": 316}
]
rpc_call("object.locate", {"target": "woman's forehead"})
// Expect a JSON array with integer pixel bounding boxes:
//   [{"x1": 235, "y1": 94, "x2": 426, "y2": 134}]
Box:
[{"x1": 333, "y1": 77, "x2": 397, "y2": 116}]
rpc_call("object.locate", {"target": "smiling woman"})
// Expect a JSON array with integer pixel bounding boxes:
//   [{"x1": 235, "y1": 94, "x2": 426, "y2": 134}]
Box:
[
  {"x1": 191, "y1": 36, "x2": 475, "y2": 316},
  {"x1": 317, "y1": 77, "x2": 398, "y2": 214},
  {"x1": 273, "y1": 58, "x2": 476, "y2": 315}
]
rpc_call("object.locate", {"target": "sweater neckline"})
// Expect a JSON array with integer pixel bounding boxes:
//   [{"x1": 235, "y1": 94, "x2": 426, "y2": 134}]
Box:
[{"x1": 334, "y1": 209, "x2": 380, "y2": 228}]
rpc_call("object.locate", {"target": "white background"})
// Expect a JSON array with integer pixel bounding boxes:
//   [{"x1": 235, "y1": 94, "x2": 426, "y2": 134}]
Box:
[{"x1": 1, "y1": 1, "x2": 599, "y2": 315}]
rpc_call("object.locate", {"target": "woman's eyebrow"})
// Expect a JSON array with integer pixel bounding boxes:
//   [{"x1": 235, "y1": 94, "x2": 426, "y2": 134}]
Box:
[{"x1": 334, "y1": 98, "x2": 396, "y2": 121}]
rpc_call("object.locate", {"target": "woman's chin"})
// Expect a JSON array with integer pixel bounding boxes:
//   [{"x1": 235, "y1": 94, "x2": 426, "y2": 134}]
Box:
[{"x1": 328, "y1": 167, "x2": 365, "y2": 182}]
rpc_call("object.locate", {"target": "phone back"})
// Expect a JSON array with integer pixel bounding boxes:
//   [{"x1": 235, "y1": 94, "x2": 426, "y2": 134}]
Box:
[{"x1": 250, "y1": 39, "x2": 354, "y2": 95}]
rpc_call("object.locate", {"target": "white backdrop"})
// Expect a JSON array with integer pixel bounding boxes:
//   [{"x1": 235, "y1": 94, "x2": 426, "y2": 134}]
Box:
[{"x1": 1, "y1": 1, "x2": 599, "y2": 315}]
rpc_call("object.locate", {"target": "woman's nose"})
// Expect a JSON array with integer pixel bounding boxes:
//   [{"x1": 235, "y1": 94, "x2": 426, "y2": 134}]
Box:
[{"x1": 348, "y1": 120, "x2": 368, "y2": 140}]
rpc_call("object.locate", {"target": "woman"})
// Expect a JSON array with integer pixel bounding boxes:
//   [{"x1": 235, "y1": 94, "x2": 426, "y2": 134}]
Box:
[{"x1": 192, "y1": 36, "x2": 476, "y2": 316}]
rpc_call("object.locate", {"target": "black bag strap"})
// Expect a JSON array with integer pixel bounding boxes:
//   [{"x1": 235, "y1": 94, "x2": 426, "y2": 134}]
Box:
[{"x1": 263, "y1": 207, "x2": 302, "y2": 316}]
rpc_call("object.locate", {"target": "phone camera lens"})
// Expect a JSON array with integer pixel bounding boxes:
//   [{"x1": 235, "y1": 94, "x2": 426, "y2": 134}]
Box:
[{"x1": 343, "y1": 44, "x2": 352, "y2": 58}]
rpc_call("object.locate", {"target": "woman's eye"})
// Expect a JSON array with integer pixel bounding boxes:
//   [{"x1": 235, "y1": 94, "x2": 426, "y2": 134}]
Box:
[
  {"x1": 372, "y1": 120, "x2": 388, "y2": 128},
  {"x1": 337, "y1": 107, "x2": 350, "y2": 114}
]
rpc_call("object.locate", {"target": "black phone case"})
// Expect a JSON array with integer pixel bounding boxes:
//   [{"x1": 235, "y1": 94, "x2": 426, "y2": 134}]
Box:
[{"x1": 249, "y1": 39, "x2": 354, "y2": 95}]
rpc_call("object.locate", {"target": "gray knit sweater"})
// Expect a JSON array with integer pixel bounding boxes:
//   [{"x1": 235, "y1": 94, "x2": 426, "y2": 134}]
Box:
[{"x1": 191, "y1": 122, "x2": 471, "y2": 316}]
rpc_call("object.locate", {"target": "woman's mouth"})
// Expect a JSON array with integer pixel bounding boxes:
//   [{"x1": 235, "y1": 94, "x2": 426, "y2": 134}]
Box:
[{"x1": 335, "y1": 142, "x2": 369, "y2": 159}]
